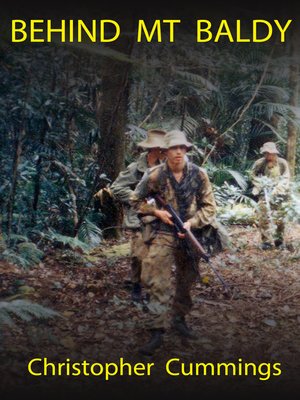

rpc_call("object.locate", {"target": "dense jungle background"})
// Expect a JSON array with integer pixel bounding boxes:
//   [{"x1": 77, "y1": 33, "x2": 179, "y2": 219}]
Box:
[{"x1": 0, "y1": 2, "x2": 300, "y2": 399}]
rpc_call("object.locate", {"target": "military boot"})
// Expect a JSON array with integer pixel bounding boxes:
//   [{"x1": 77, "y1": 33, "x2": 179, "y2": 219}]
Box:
[
  {"x1": 131, "y1": 282, "x2": 142, "y2": 302},
  {"x1": 274, "y1": 239, "x2": 285, "y2": 249},
  {"x1": 261, "y1": 242, "x2": 273, "y2": 250},
  {"x1": 172, "y1": 315, "x2": 197, "y2": 340},
  {"x1": 138, "y1": 329, "x2": 164, "y2": 356}
]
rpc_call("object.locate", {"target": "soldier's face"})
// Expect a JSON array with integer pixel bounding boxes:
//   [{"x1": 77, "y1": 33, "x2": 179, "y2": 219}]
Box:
[
  {"x1": 159, "y1": 149, "x2": 167, "y2": 160},
  {"x1": 148, "y1": 147, "x2": 161, "y2": 159},
  {"x1": 264, "y1": 152, "x2": 277, "y2": 163},
  {"x1": 167, "y1": 145, "x2": 188, "y2": 166}
]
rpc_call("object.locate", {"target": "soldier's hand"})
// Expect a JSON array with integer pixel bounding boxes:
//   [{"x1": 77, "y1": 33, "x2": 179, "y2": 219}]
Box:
[
  {"x1": 93, "y1": 190, "x2": 102, "y2": 199},
  {"x1": 154, "y1": 209, "x2": 174, "y2": 225},
  {"x1": 93, "y1": 188, "x2": 113, "y2": 205},
  {"x1": 177, "y1": 221, "x2": 191, "y2": 239}
]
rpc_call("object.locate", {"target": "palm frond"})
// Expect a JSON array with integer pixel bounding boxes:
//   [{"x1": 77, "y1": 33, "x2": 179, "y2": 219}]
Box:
[
  {"x1": 252, "y1": 102, "x2": 300, "y2": 121},
  {"x1": 78, "y1": 218, "x2": 102, "y2": 247},
  {"x1": 212, "y1": 167, "x2": 248, "y2": 190},
  {"x1": 174, "y1": 70, "x2": 219, "y2": 92},
  {"x1": 231, "y1": 84, "x2": 289, "y2": 102},
  {"x1": 253, "y1": 118, "x2": 286, "y2": 143},
  {"x1": 181, "y1": 115, "x2": 200, "y2": 137}
]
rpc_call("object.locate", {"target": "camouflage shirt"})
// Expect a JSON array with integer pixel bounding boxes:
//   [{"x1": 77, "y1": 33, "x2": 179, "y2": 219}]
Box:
[
  {"x1": 130, "y1": 161, "x2": 217, "y2": 230},
  {"x1": 110, "y1": 152, "x2": 160, "y2": 229},
  {"x1": 250, "y1": 157, "x2": 291, "y2": 196}
]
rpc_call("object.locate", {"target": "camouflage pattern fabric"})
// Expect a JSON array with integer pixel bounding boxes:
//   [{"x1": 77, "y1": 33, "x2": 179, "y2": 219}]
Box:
[
  {"x1": 110, "y1": 152, "x2": 150, "y2": 229},
  {"x1": 250, "y1": 157, "x2": 291, "y2": 244},
  {"x1": 131, "y1": 160, "x2": 217, "y2": 330},
  {"x1": 141, "y1": 233, "x2": 198, "y2": 330},
  {"x1": 131, "y1": 161, "x2": 217, "y2": 230}
]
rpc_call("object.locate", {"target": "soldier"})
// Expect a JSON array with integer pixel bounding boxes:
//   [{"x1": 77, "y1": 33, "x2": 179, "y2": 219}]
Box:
[
  {"x1": 130, "y1": 130, "x2": 217, "y2": 355},
  {"x1": 250, "y1": 141, "x2": 291, "y2": 250},
  {"x1": 109, "y1": 129, "x2": 167, "y2": 301}
]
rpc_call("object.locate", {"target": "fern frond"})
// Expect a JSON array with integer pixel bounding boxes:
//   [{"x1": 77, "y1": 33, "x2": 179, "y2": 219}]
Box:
[
  {"x1": 17, "y1": 242, "x2": 44, "y2": 265},
  {"x1": 9, "y1": 234, "x2": 30, "y2": 243},
  {"x1": 1, "y1": 249, "x2": 31, "y2": 268},
  {"x1": 46, "y1": 229, "x2": 91, "y2": 252},
  {"x1": 0, "y1": 308, "x2": 14, "y2": 326},
  {"x1": 0, "y1": 300, "x2": 60, "y2": 327}
]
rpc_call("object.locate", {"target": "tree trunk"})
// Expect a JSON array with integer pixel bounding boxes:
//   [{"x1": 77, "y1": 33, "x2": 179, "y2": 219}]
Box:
[
  {"x1": 286, "y1": 62, "x2": 299, "y2": 178},
  {"x1": 97, "y1": 51, "x2": 132, "y2": 181},
  {"x1": 32, "y1": 118, "x2": 49, "y2": 225},
  {"x1": 68, "y1": 180, "x2": 79, "y2": 234},
  {"x1": 7, "y1": 129, "x2": 25, "y2": 245},
  {"x1": 96, "y1": 28, "x2": 134, "y2": 238}
]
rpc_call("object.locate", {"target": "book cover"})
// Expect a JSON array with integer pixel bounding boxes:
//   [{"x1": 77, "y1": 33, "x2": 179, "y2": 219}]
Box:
[{"x1": 1, "y1": 1, "x2": 299, "y2": 399}]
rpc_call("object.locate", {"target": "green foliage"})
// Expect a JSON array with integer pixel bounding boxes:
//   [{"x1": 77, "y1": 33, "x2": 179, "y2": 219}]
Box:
[
  {"x1": 1, "y1": 30, "x2": 300, "y2": 266},
  {"x1": 45, "y1": 229, "x2": 91, "y2": 252},
  {"x1": 218, "y1": 204, "x2": 257, "y2": 225},
  {"x1": 207, "y1": 164, "x2": 248, "y2": 190},
  {"x1": 78, "y1": 218, "x2": 103, "y2": 247},
  {"x1": 17, "y1": 242, "x2": 44, "y2": 264},
  {"x1": 0, "y1": 299, "x2": 60, "y2": 328},
  {"x1": 0, "y1": 42, "x2": 106, "y2": 261},
  {"x1": 215, "y1": 182, "x2": 258, "y2": 225},
  {"x1": 215, "y1": 182, "x2": 257, "y2": 209},
  {"x1": 0, "y1": 238, "x2": 44, "y2": 268},
  {"x1": 282, "y1": 181, "x2": 300, "y2": 223}
]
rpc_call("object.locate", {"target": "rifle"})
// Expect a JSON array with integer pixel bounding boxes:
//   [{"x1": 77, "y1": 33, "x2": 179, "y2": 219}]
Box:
[{"x1": 153, "y1": 193, "x2": 231, "y2": 296}]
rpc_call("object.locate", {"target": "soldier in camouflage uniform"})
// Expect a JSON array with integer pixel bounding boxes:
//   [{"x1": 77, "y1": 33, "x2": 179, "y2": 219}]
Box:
[
  {"x1": 250, "y1": 142, "x2": 291, "y2": 250},
  {"x1": 109, "y1": 129, "x2": 167, "y2": 301},
  {"x1": 130, "y1": 130, "x2": 217, "y2": 355}
]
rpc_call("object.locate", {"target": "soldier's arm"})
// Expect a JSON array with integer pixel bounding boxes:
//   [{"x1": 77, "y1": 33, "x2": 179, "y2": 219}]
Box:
[
  {"x1": 250, "y1": 160, "x2": 264, "y2": 195},
  {"x1": 130, "y1": 171, "x2": 158, "y2": 216},
  {"x1": 187, "y1": 169, "x2": 217, "y2": 229},
  {"x1": 130, "y1": 171, "x2": 174, "y2": 225},
  {"x1": 280, "y1": 159, "x2": 291, "y2": 183},
  {"x1": 110, "y1": 163, "x2": 139, "y2": 204},
  {"x1": 272, "y1": 159, "x2": 291, "y2": 195}
]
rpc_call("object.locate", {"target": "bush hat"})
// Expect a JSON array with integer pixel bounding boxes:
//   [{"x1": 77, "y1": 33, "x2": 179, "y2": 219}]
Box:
[
  {"x1": 137, "y1": 129, "x2": 167, "y2": 149},
  {"x1": 164, "y1": 130, "x2": 193, "y2": 150},
  {"x1": 260, "y1": 142, "x2": 279, "y2": 154}
]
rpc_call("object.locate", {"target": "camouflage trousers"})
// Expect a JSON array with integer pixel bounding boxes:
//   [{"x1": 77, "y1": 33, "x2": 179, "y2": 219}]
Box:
[
  {"x1": 130, "y1": 230, "x2": 149, "y2": 284},
  {"x1": 257, "y1": 198, "x2": 286, "y2": 243},
  {"x1": 141, "y1": 232, "x2": 199, "y2": 330}
]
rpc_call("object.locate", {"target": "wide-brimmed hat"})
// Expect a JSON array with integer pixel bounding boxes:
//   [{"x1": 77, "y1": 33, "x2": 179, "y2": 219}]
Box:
[
  {"x1": 137, "y1": 129, "x2": 167, "y2": 149},
  {"x1": 163, "y1": 130, "x2": 193, "y2": 150},
  {"x1": 260, "y1": 142, "x2": 279, "y2": 154}
]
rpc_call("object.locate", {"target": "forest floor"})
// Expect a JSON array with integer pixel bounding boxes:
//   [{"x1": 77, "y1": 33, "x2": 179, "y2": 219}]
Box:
[{"x1": 0, "y1": 223, "x2": 300, "y2": 398}]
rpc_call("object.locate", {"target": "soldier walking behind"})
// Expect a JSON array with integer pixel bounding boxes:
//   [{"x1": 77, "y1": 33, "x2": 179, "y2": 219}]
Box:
[
  {"x1": 250, "y1": 141, "x2": 291, "y2": 250},
  {"x1": 109, "y1": 129, "x2": 167, "y2": 301}
]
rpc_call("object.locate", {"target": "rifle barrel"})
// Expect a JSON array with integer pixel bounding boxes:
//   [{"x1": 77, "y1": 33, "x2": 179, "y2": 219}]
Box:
[{"x1": 153, "y1": 192, "x2": 231, "y2": 295}]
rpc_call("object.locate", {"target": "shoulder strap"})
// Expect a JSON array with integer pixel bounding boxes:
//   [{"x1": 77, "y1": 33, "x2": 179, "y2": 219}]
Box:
[{"x1": 156, "y1": 164, "x2": 169, "y2": 193}]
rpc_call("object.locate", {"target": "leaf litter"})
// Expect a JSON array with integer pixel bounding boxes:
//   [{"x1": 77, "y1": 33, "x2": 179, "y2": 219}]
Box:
[{"x1": 0, "y1": 225, "x2": 299, "y2": 393}]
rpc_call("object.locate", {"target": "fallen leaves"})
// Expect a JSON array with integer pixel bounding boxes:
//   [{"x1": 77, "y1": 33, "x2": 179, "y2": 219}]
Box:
[{"x1": 0, "y1": 225, "x2": 299, "y2": 392}]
